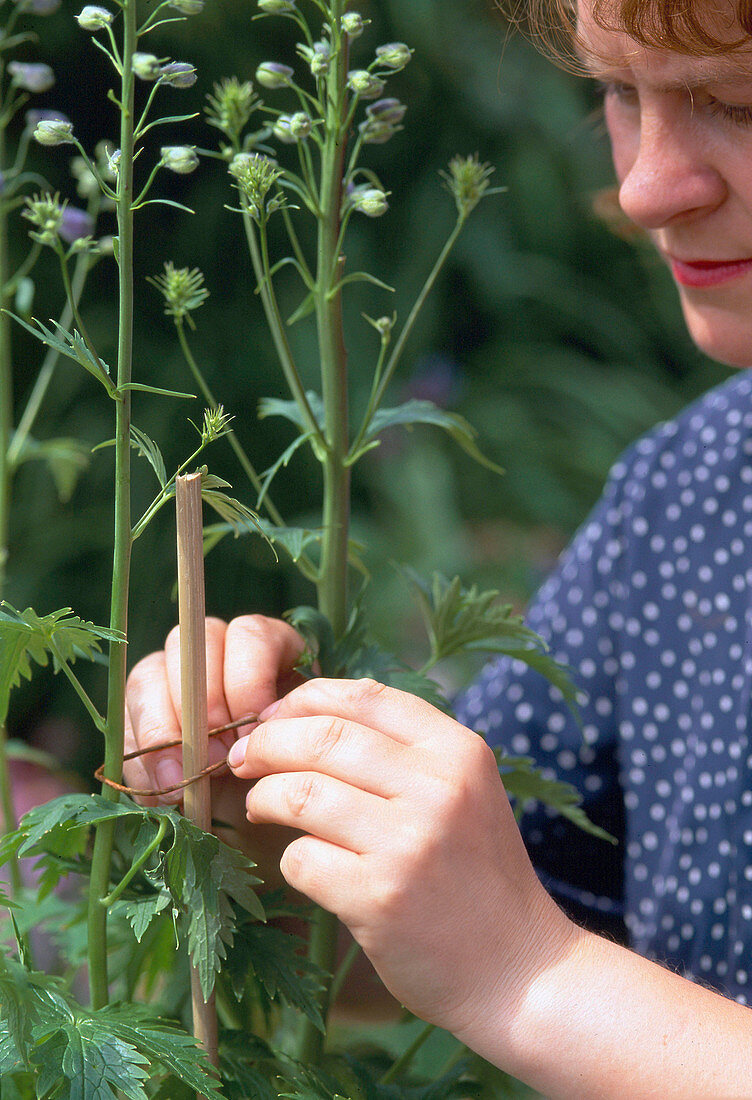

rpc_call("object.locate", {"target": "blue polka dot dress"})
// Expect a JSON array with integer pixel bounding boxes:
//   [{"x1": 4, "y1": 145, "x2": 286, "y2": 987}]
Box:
[{"x1": 454, "y1": 371, "x2": 752, "y2": 1004}]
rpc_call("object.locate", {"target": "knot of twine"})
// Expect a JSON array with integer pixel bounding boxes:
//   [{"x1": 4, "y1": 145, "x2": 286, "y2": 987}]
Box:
[{"x1": 94, "y1": 714, "x2": 258, "y2": 798}]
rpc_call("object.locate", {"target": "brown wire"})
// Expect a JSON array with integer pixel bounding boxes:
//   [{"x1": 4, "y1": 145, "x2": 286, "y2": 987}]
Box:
[{"x1": 94, "y1": 713, "x2": 258, "y2": 797}]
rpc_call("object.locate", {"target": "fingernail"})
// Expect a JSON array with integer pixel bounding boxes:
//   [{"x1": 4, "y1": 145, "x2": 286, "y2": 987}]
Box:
[
  {"x1": 155, "y1": 758, "x2": 183, "y2": 793},
  {"x1": 228, "y1": 735, "x2": 249, "y2": 769},
  {"x1": 258, "y1": 698, "x2": 281, "y2": 722}
]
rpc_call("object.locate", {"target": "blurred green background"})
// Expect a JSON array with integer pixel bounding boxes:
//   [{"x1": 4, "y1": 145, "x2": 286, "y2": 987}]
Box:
[{"x1": 4, "y1": 0, "x2": 731, "y2": 777}]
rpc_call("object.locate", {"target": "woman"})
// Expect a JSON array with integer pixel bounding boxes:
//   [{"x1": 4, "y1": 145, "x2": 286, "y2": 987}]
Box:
[{"x1": 125, "y1": 0, "x2": 752, "y2": 1093}]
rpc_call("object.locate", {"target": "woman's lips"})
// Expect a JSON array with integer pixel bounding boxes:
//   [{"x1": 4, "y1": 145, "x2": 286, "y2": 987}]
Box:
[{"x1": 669, "y1": 256, "x2": 752, "y2": 288}]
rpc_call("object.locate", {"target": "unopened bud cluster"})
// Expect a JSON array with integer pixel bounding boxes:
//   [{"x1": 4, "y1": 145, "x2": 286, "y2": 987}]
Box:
[
  {"x1": 149, "y1": 261, "x2": 209, "y2": 322},
  {"x1": 22, "y1": 193, "x2": 65, "y2": 245},
  {"x1": 206, "y1": 77, "x2": 259, "y2": 144},
  {"x1": 441, "y1": 154, "x2": 498, "y2": 217},
  {"x1": 229, "y1": 153, "x2": 285, "y2": 221}
]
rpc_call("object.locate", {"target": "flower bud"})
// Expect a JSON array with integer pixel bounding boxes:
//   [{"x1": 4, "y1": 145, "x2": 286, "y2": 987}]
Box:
[
  {"x1": 273, "y1": 111, "x2": 312, "y2": 143},
  {"x1": 59, "y1": 205, "x2": 95, "y2": 244},
  {"x1": 159, "y1": 61, "x2": 197, "y2": 88},
  {"x1": 341, "y1": 11, "x2": 366, "y2": 37},
  {"x1": 366, "y1": 97, "x2": 407, "y2": 125},
  {"x1": 132, "y1": 52, "x2": 161, "y2": 80},
  {"x1": 168, "y1": 0, "x2": 203, "y2": 11},
  {"x1": 346, "y1": 70, "x2": 385, "y2": 100},
  {"x1": 299, "y1": 40, "x2": 331, "y2": 78},
  {"x1": 34, "y1": 119, "x2": 75, "y2": 146},
  {"x1": 161, "y1": 145, "x2": 199, "y2": 174},
  {"x1": 350, "y1": 185, "x2": 388, "y2": 217},
  {"x1": 375, "y1": 42, "x2": 413, "y2": 70},
  {"x1": 258, "y1": 0, "x2": 296, "y2": 10},
  {"x1": 25, "y1": 108, "x2": 69, "y2": 130},
  {"x1": 13, "y1": 0, "x2": 60, "y2": 14},
  {"x1": 256, "y1": 61, "x2": 294, "y2": 89},
  {"x1": 8, "y1": 62, "x2": 55, "y2": 93},
  {"x1": 358, "y1": 118, "x2": 395, "y2": 145},
  {"x1": 76, "y1": 4, "x2": 113, "y2": 29},
  {"x1": 373, "y1": 314, "x2": 395, "y2": 338}
]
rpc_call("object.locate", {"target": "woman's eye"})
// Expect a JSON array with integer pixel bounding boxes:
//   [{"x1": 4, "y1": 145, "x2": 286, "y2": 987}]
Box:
[
  {"x1": 596, "y1": 80, "x2": 639, "y2": 106},
  {"x1": 708, "y1": 98, "x2": 752, "y2": 126}
]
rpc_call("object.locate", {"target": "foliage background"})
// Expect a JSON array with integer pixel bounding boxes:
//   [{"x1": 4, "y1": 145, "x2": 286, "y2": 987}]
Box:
[{"x1": 5, "y1": 0, "x2": 731, "y2": 778}]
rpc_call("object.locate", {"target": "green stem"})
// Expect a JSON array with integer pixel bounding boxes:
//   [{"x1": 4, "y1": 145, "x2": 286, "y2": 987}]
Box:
[
  {"x1": 87, "y1": 0, "x2": 137, "y2": 1012},
  {"x1": 51, "y1": 647, "x2": 107, "y2": 734},
  {"x1": 296, "y1": 2, "x2": 349, "y2": 1065},
  {"x1": 253, "y1": 213, "x2": 324, "y2": 446},
  {"x1": 368, "y1": 214, "x2": 466, "y2": 417},
  {"x1": 328, "y1": 937, "x2": 360, "y2": 1006},
  {"x1": 0, "y1": 74, "x2": 20, "y2": 896},
  {"x1": 175, "y1": 320, "x2": 287, "y2": 528},
  {"x1": 7, "y1": 237, "x2": 95, "y2": 466},
  {"x1": 0, "y1": 722, "x2": 21, "y2": 894},
  {"x1": 100, "y1": 817, "x2": 167, "y2": 906},
  {"x1": 0, "y1": 97, "x2": 12, "y2": 599},
  {"x1": 379, "y1": 1022, "x2": 437, "y2": 1086}
]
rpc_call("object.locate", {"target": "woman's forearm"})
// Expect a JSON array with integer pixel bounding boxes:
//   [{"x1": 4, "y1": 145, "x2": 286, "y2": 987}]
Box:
[{"x1": 473, "y1": 924, "x2": 752, "y2": 1099}]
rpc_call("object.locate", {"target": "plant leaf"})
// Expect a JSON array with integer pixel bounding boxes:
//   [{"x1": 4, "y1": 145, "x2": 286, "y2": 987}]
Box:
[
  {"x1": 497, "y1": 753, "x2": 616, "y2": 843},
  {"x1": 5, "y1": 313, "x2": 116, "y2": 396},
  {"x1": 258, "y1": 391, "x2": 325, "y2": 431},
  {"x1": 404, "y1": 572, "x2": 579, "y2": 714},
  {"x1": 9, "y1": 435, "x2": 89, "y2": 501},
  {"x1": 256, "y1": 432, "x2": 314, "y2": 508},
  {"x1": 223, "y1": 921, "x2": 326, "y2": 1031},
  {"x1": 130, "y1": 426, "x2": 167, "y2": 487},
  {"x1": 163, "y1": 814, "x2": 265, "y2": 1000},
  {"x1": 361, "y1": 399, "x2": 504, "y2": 474},
  {"x1": 0, "y1": 604, "x2": 123, "y2": 725}
]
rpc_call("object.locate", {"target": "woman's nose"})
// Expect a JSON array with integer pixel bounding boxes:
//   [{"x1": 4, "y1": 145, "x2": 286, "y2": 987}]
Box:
[{"x1": 615, "y1": 108, "x2": 727, "y2": 230}]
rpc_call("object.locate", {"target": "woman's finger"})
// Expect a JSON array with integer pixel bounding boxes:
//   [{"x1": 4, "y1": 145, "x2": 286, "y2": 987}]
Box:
[
  {"x1": 259, "y1": 676, "x2": 466, "y2": 749},
  {"x1": 124, "y1": 650, "x2": 183, "y2": 803},
  {"x1": 229, "y1": 712, "x2": 409, "y2": 798},
  {"x1": 223, "y1": 614, "x2": 309, "y2": 720},
  {"x1": 246, "y1": 770, "x2": 390, "y2": 853}
]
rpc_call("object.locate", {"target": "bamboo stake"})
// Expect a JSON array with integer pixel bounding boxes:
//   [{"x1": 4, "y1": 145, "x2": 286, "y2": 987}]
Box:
[{"x1": 175, "y1": 472, "x2": 219, "y2": 1088}]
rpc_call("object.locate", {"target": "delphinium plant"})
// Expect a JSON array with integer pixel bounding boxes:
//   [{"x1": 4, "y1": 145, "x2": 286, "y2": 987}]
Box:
[
  {"x1": 0, "y1": 0, "x2": 115, "y2": 887},
  {"x1": 0, "y1": 2, "x2": 614, "y2": 1097}
]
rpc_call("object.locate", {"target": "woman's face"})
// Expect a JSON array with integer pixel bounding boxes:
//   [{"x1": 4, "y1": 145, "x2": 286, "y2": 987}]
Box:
[{"x1": 578, "y1": 1, "x2": 752, "y2": 365}]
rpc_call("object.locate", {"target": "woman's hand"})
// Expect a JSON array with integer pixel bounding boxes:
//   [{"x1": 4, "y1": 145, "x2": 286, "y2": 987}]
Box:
[
  {"x1": 226, "y1": 675, "x2": 576, "y2": 1041},
  {"x1": 124, "y1": 614, "x2": 308, "y2": 869}
]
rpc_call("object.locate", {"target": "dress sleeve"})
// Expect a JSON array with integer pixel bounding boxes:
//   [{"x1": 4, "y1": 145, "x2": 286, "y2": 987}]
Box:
[{"x1": 454, "y1": 451, "x2": 636, "y2": 936}]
